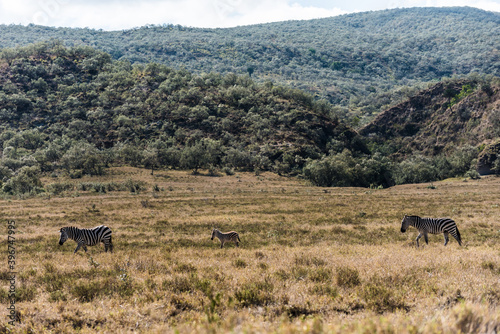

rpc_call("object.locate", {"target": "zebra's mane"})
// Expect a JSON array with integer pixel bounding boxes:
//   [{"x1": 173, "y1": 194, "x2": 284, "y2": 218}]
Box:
[
  {"x1": 62, "y1": 225, "x2": 104, "y2": 231},
  {"x1": 61, "y1": 226, "x2": 83, "y2": 232}
]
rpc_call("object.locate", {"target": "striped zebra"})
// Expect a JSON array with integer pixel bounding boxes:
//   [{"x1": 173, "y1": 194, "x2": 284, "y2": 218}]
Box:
[
  {"x1": 211, "y1": 228, "x2": 240, "y2": 248},
  {"x1": 400, "y1": 215, "x2": 462, "y2": 247},
  {"x1": 59, "y1": 225, "x2": 113, "y2": 253}
]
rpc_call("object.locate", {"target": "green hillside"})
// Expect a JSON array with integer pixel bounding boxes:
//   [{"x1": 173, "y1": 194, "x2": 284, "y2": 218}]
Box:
[
  {"x1": 1, "y1": 7, "x2": 499, "y2": 123},
  {"x1": 0, "y1": 42, "x2": 372, "y2": 194}
]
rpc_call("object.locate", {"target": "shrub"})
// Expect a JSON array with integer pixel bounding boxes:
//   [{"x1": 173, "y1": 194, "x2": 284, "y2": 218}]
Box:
[
  {"x1": 174, "y1": 263, "x2": 197, "y2": 273},
  {"x1": 359, "y1": 278, "x2": 408, "y2": 313},
  {"x1": 71, "y1": 281, "x2": 102, "y2": 302},
  {"x1": 310, "y1": 267, "x2": 332, "y2": 283},
  {"x1": 49, "y1": 290, "x2": 67, "y2": 302},
  {"x1": 336, "y1": 266, "x2": 361, "y2": 288},
  {"x1": 234, "y1": 280, "x2": 274, "y2": 307},
  {"x1": 448, "y1": 145, "x2": 479, "y2": 176},
  {"x1": 394, "y1": 155, "x2": 442, "y2": 184},
  {"x1": 16, "y1": 285, "x2": 37, "y2": 302},
  {"x1": 61, "y1": 142, "x2": 106, "y2": 176},
  {"x1": 303, "y1": 151, "x2": 394, "y2": 187},
  {"x1": 162, "y1": 276, "x2": 193, "y2": 293},
  {"x1": 233, "y1": 259, "x2": 247, "y2": 268},
  {"x1": 46, "y1": 182, "x2": 75, "y2": 195},
  {"x1": 2, "y1": 166, "x2": 43, "y2": 195},
  {"x1": 71, "y1": 275, "x2": 136, "y2": 302},
  {"x1": 310, "y1": 284, "x2": 338, "y2": 298}
]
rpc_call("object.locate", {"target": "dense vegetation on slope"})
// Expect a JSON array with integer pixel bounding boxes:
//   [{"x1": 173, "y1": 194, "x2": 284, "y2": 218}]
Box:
[
  {"x1": 0, "y1": 42, "x2": 372, "y2": 194},
  {"x1": 0, "y1": 42, "x2": 498, "y2": 195},
  {"x1": 1, "y1": 7, "x2": 499, "y2": 124},
  {"x1": 360, "y1": 78, "x2": 500, "y2": 156}
]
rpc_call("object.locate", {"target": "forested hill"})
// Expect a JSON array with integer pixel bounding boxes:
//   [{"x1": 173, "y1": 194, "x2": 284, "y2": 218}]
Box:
[
  {"x1": 0, "y1": 42, "x2": 498, "y2": 194},
  {"x1": 0, "y1": 42, "x2": 366, "y2": 181},
  {"x1": 1, "y1": 7, "x2": 499, "y2": 122}
]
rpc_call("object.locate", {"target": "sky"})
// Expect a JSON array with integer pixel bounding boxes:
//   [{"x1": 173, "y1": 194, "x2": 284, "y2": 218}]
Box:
[{"x1": 0, "y1": 0, "x2": 499, "y2": 30}]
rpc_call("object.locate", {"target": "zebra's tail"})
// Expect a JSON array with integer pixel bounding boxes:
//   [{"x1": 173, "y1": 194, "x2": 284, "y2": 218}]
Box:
[
  {"x1": 237, "y1": 235, "x2": 241, "y2": 242},
  {"x1": 456, "y1": 227, "x2": 462, "y2": 246}
]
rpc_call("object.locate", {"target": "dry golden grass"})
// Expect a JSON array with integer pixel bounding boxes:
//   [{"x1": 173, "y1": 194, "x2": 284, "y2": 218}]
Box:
[{"x1": 1, "y1": 167, "x2": 500, "y2": 333}]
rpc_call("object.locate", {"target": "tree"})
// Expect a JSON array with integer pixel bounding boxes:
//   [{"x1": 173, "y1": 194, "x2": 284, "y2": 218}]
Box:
[
  {"x1": 180, "y1": 139, "x2": 222, "y2": 174},
  {"x1": 2, "y1": 166, "x2": 42, "y2": 195},
  {"x1": 142, "y1": 147, "x2": 160, "y2": 175},
  {"x1": 61, "y1": 142, "x2": 105, "y2": 176}
]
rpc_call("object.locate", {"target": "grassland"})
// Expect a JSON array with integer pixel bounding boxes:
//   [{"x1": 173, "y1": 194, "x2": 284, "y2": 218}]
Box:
[{"x1": 1, "y1": 167, "x2": 499, "y2": 333}]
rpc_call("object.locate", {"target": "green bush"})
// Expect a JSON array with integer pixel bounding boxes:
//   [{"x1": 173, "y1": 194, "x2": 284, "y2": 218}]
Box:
[
  {"x1": 61, "y1": 142, "x2": 106, "y2": 176},
  {"x1": 46, "y1": 182, "x2": 75, "y2": 195},
  {"x1": 2, "y1": 166, "x2": 43, "y2": 195},
  {"x1": 394, "y1": 155, "x2": 440, "y2": 184},
  {"x1": 303, "y1": 151, "x2": 394, "y2": 188}
]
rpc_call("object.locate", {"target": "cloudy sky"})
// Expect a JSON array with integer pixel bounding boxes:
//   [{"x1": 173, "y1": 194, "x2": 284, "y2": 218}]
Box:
[{"x1": 0, "y1": 0, "x2": 499, "y2": 30}]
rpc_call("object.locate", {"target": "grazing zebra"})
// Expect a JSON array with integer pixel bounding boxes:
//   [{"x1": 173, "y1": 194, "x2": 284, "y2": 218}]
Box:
[
  {"x1": 59, "y1": 225, "x2": 113, "y2": 253},
  {"x1": 211, "y1": 228, "x2": 240, "y2": 248},
  {"x1": 400, "y1": 215, "x2": 462, "y2": 247}
]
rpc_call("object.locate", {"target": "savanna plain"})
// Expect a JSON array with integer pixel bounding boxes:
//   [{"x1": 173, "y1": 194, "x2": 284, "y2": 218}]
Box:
[{"x1": 1, "y1": 167, "x2": 500, "y2": 333}]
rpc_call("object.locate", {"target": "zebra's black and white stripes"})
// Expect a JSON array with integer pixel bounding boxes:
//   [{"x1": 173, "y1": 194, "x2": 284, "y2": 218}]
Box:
[
  {"x1": 59, "y1": 225, "x2": 113, "y2": 253},
  {"x1": 400, "y1": 215, "x2": 462, "y2": 247},
  {"x1": 211, "y1": 228, "x2": 240, "y2": 248}
]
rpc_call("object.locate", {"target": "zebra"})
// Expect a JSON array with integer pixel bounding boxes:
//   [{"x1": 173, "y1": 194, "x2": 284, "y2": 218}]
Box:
[
  {"x1": 400, "y1": 215, "x2": 462, "y2": 247},
  {"x1": 59, "y1": 225, "x2": 113, "y2": 253},
  {"x1": 211, "y1": 228, "x2": 240, "y2": 248}
]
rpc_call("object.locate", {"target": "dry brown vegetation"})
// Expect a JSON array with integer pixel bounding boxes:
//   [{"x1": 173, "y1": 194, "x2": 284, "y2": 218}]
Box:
[{"x1": 1, "y1": 167, "x2": 500, "y2": 333}]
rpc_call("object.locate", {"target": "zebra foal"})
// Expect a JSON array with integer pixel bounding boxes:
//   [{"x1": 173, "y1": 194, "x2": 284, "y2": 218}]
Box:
[
  {"x1": 400, "y1": 215, "x2": 462, "y2": 247},
  {"x1": 59, "y1": 225, "x2": 113, "y2": 253},
  {"x1": 211, "y1": 228, "x2": 240, "y2": 248}
]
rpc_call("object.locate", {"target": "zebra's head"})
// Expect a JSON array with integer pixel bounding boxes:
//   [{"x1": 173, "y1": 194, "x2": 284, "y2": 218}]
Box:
[
  {"x1": 400, "y1": 215, "x2": 416, "y2": 233},
  {"x1": 211, "y1": 228, "x2": 217, "y2": 240},
  {"x1": 59, "y1": 228, "x2": 68, "y2": 245}
]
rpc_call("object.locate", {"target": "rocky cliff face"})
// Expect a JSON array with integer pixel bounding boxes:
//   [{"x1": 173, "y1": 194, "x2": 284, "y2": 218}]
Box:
[
  {"x1": 359, "y1": 79, "x2": 500, "y2": 162},
  {"x1": 477, "y1": 140, "x2": 500, "y2": 175}
]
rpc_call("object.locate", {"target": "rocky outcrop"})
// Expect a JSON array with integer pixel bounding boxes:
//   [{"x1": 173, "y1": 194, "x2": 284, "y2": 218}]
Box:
[
  {"x1": 477, "y1": 140, "x2": 500, "y2": 175},
  {"x1": 360, "y1": 79, "x2": 500, "y2": 158}
]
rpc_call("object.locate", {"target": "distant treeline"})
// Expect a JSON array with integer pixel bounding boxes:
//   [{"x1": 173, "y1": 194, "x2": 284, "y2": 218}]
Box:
[{"x1": 0, "y1": 7, "x2": 499, "y2": 126}]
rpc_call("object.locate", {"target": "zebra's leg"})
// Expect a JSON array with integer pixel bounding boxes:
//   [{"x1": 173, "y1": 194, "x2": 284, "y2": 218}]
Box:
[
  {"x1": 415, "y1": 233, "x2": 422, "y2": 247},
  {"x1": 443, "y1": 231, "x2": 449, "y2": 246},
  {"x1": 424, "y1": 233, "x2": 429, "y2": 245},
  {"x1": 83, "y1": 245, "x2": 88, "y2": 252},
  {"x1": 220, "y1": 241, "x2": 224, "y2": 249},
  {"x1": 106, "y1": 236, "x2": 113, "y2": 253},
  {"x1": 74, "y1": 243, "x2": 82, "y2": 253}
]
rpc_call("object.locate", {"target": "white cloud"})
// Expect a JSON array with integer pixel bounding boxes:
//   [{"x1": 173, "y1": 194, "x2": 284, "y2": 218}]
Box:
[
  {"x1": 37, "y1": 0, "x2": 347, "y2": 30},
  {"x1": 0, "y1": 0, "x2": 498, "y2": 30}
]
